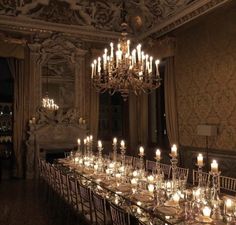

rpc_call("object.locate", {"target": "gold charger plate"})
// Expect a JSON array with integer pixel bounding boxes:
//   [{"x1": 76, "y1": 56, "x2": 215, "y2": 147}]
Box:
[{"x1": 195, "y1": 216, "x2": 213, "y2": 224}]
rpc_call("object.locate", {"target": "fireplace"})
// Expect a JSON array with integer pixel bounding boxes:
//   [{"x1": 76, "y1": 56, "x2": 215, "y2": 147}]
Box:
[{"x1": 26, "y1": 108, "x2": 87, "y2": 178}]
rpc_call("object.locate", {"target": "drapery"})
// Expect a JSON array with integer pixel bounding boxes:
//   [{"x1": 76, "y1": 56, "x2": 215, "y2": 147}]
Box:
[
  {"x1": 7, "y1": 58, "x2": 26, "y2": 178},
  {"x1": 164, "y1": 57, "x2": 179, "y2": 145},
  {"x1": 89, "y1": 88, "x2": 99, "y2": 140},
  {"x1": 129, "y1": 93, "x2": 148, "y2": 154}
]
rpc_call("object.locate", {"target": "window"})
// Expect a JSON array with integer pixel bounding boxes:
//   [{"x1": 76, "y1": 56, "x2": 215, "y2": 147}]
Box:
[
  {"x1": 98, "y1": 92, "x2": 128, "y2": 140},
  {"x1": 148, "y1": 61, "x2": 169, "y2": 149}
]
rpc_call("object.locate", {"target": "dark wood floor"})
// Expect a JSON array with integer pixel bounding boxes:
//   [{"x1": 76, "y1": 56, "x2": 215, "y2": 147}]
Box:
[{"x1": 0, "y1": 179, "x2": 87, "y2": 225}]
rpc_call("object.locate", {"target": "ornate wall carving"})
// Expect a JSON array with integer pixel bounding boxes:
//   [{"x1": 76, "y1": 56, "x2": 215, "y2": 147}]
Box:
[
  {"x1": 26, "y1": 107, "x2": 87, "y2": 178},
  {"x1": 175, "y1": 5, "x2": 236, "y2": 151}
]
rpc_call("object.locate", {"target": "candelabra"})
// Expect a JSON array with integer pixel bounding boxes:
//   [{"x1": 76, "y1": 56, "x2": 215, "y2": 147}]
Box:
[
  {"x1": 196, "y1": 164, "x2": 204, "y2": 188},
  {"x1": 120, "y1": 143, "x2": 126, "y2": 166},
  {"x1": 113, "y1": 142, "x2": 117, "y2": 163},
  {"x1": 210, "y1": 170, "x2": 222, "y2": 220},
  {"x1": 170, "y1": 153, "x2": 178, "y2": 192}
]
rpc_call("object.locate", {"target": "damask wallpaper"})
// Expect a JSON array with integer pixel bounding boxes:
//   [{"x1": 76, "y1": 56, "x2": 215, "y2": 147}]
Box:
[{"x1": 175, "y1": 6, "x2": 236, "y2": 151}]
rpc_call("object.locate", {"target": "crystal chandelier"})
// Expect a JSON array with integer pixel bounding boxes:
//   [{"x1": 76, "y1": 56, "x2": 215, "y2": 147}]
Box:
[
  {"x1": 41, "y1": 63, "x2": 59, "y2": 110},
  {"x1": 91, "y1": 3, "x2": 161, "y2": 100}
]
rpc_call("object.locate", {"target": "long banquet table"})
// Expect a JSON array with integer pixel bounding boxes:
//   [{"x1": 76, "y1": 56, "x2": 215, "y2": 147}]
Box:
[{"x1": 55, "y1": 157, "x2": 231, "y2": 225}]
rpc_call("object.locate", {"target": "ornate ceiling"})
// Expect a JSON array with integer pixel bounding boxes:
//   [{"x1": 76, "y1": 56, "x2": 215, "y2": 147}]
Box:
[{"x1": 0, "y1": 0, "x2": 231, "y2": 42}]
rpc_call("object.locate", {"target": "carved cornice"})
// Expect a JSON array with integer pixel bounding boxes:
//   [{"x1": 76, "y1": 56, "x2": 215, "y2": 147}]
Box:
[{"x1": 141, "y1": 0, "x2": 231, "y2": 40}]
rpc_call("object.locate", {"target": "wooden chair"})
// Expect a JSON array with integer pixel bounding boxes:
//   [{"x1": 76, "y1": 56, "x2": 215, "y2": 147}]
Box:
[
  {"x1": 146, "y1": 160, "x2": 156, "y2": 173},
  {"x1": 68, "y1": 175, "x2": 80, "y2": 212},
  {"x1": 169, "y1": 166, "x2": 189, "y2": 182},
  {"x1": 192, "y1": 169, "x2": 211, "y2": 187},
  {"x1": 60, "y1": 172, "x2": 70, "y2": 203},
  {"x1": 132, "y1": 157, "x2": 144, "y2": 170},
  {"x1": 220, "y1": 175, "x2": 236, "y2": 194},
  {"x1": 125, "y1": 155, "x2": 133, "y2": 166},
  {"x1": 77, "y1": 181, "x2": 94, "y2": 223},
  {"x1": 92, "y1": 191, "x2": 111, "y2": 225},
  {"x1": 109, "y1": 202, "x2": 130, "y2": 225},
  {"x1": 159, "y1": 163, "x2": 171, "y2": 178}
]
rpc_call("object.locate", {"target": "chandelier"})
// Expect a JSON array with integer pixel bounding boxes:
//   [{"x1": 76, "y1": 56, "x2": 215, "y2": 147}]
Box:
[
  {"x1": 91, "y1": 3, "x2": 161, "y2": 100},
  {"x1": 41, "y1": 63, "x2": 59, "y2": 110}
]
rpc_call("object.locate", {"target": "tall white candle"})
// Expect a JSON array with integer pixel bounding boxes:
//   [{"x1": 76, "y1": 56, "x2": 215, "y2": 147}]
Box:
[
  {"x1": 120, "y1": 140, "x2": 125, "y2": 148},
  {"x1": 77, "y1": 138, "x2": 81, "y2": 146},
  {"x1": 98, "y1": 57, "x2": 101, "y2": 73},
  {"x1": 171, "y1": 144, "x2": 177, "y2": 157},
  {"x1": 89, "y1": 135, "x2": 93, "y2": 141},
  {"x1": 113, "y1": 137, "x2": 117, "y2": 145},
  {"x1": 98, "y1": 140, "x2": 102, "y2": 148},
  {"x1": 155, "y1": 59, "x2": 160, "y2": 76},
  {"x1": 211, "y1": 160, "x2": 218, "y2": 173},
  {"x1": 91, "y1": 63, "x2": 94, "y2": 78},
  {"x1": 156, "y1": 149, "x2": 161, "y2": 160},
  {"x1": 127, "y1": 40, "x2": 130, "y2": 56},
  {"x1": 110, "y1": 42, "x2": 114, "y2": 58},
  {"x1": 197, "y1": 153, "x2": 203, "y2": 167},
  {"x1": 139, "y1": 146, "x2": 144, "y2": 156}
]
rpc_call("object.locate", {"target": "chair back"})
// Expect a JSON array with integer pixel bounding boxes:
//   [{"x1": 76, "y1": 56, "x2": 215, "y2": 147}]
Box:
[
  {"x1": 125, "y1": 155, "x2": 133, "y2": 166},
  {"x1": 77, "y1": 182, "x2": 93, "y2": 222},
  {"x1": 60, "y1": 172, "x2": 70, "y2": 202},
  {"x1": 132, "y1": 157, "x2": 144, "y2": 170},
  {"x1": 92, "y1": 191, "x2": 108, "y2": 225},
  {"x1": 109, "y1": 202, "x2": 130, "y2": 225},
  {"x1": 192, "y1": 169, "x2": 211, "y2": 186},
  {"x1": 220, "y1": 175, "x2": 236, "y2": 194},
  {"x1": 159, "y1": 163, "x2": 171, "y2": 178},
  {"x1": 169, "y1": 166, "x2": 189, "y2": 181},
  {"x1": 146, "y1": 160, "x2": 156, "y2": 172},
  {"x1": 68, "y1": 176, "x2": 80, "y2": 211}
]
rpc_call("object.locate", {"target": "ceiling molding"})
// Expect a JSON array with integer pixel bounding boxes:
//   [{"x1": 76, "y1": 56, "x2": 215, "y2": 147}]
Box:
[
  {"x1": 140, "y1": 0, "x2": 231, "y2": 40},
  {"x1": 0, "y1": 15, "x2": 120, "y2": 43}
]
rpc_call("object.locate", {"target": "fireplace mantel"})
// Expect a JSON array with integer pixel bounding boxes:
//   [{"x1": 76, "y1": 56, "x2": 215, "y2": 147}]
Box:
[{"x1": 26, "y1": 107, "x2": 87, "y2": 178}]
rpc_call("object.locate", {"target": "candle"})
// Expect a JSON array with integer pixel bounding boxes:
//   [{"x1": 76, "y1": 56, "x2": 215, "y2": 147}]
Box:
[
  {"x1": 203, "y1": 206, "x2": 211, "y2": 217},
  {"x1": 98, "y1": 140, "x2": 102, "y2": 148},
  {"x1": 172, "y1": 193, "x2": 180, "y2": 203},
  {"x1": 156, "y1": 149, "x2": 161, "y2": 160},
  {"x1": 225, "y1": 199, "x2": 234, "y2": 214},
  {"x1": 77, "y1": 138, "x2": 81, "y2": 146},
  {"x1": 127, "y1": 40, "x2": 130, "y2": 56},
  {"x1": 84, "y1": 138, "x2": 87, "y2": 145},
  {"x1": 147, "y1": 175, "x2": 154, "y2": 183},
  {"x1": 211, "y1": 160, "x2": 218, "y2": 173},
  {"x1": 148, "y1": 184, "x2": 154, "y2": 193},
  {"x1": 89, "y1": 135, "x2": 93, "y2": 141},
  {"x1": 139, "y1": 146, "x2": 144, "y2": 156},
  {"x1": 113, "y1": 137, "x2": 117, "y2": 145},
  {"x1": 197, "y1": 153, "x2": 203, "y2": 167},
  {"x1": 91, "y1": 63, "x2": 94, "y2": 78},
  {"x1": 155, "y1": 59, "x2": 160, "y2": 76},
  {"x1": 110, "y1": 42, "x2": 114, "y2": 58},
  {"x1": 120, "y1": 140, "x2": 125, "y2": 148},
  {"x1": 171, "y1": 144, "x2": 177, "y2": 157}
]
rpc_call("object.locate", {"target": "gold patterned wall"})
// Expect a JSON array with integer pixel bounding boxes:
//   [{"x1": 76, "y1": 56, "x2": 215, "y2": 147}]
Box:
[{"x1": 175, "y1": 6, "x2": 236, "y2": 151}]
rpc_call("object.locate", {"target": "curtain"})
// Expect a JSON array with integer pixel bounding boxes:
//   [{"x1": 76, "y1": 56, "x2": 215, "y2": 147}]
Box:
[
  {"x1": 129, "y1": 93, "x2": 148, "y2": 155},
  {"x1": 89, "y1": 88, "x2": 99, "y2": 140},
  {"x1": 164, "y1": 57, "x2": 179, "y2": 145},
  {"x1": 7, "y1": 58, "x2": 26, "y2": 178}
]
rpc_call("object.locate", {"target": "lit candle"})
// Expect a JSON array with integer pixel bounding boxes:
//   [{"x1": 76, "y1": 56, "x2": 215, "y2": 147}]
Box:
[
  {"x1": 120, "y1": 140, "x2": 125, "y2": 148},
  {"x1": 211, "y1": 160, "x2": 218, "y2": 173},
  {"x1": 147, "y1": 175, "x2": 154, "y2": 183},
  {"x1": 197, "y1": 153, "x2": 203, "y2": 167},
  {"x1": 150, "y1": 56, "x2": 153, "y2": 72},
  {"x1": 98, "y1": 140, "x2": 102, "y2": 148},
  {"x1": 89, "y1": 135, "x2": 93, "y2": 142},
  {"x1": 171, "y1": 144, "x2": 177, "y2": 157},
  {"x1": 91, "y1": 63, "x2": 94, "y2": 78},
  {"x1": 127, "y1": 40, "x2": 130, "y2": 56},
  {"x1": 156, "y1": 149, "x2": 161, "y2": 160},
  {"x1": 136, "y1": 44, "x2": 141, "y2": 61},
  {"x1": 113, "y1": 137, "x2": 117, "y2": 145},
  {"x1": 172, "y1": 193, "x2": 180, "y2": 204},
  {"x1": 225, "y1": 199, "x2": 233, "y2": 213},
  {"x1": 139, "y1": 146, "x2": 144, "y2": 156},
  {"x1": 148, "y1": 184, "x2": 155, "y2": 193},
  {"x1": 155, "y1": 59, "x2": 160, "y2": 76},
  {"x1": 98, "y1": 57, "x2": 101, "y2": 74},
  {"x1": 110, "y1": 42, "x2": 114, "y2": 58},
  {"x1": 203, "y1": 206, "x2": 211, "y2": 217},
  {"x1": 84, "y1": 138, "x2": 87, "y2": 145},
  {"x1": 77, "y1": 138, "x2": 81, "y2": 146}
]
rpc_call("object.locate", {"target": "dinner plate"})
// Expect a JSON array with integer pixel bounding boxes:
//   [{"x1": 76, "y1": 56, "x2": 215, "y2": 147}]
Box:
[
  {"x1": 156, "y1": 206, "x2": 178, "y2": 216},
  {"x1": 132, "y1": 193, "x2": 154, "y2": 203}
]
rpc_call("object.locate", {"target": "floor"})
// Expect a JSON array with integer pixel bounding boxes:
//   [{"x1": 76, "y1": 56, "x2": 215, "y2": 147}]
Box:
[{"x1": 0, "y1": 179, "x2": 87, "y2": 225}]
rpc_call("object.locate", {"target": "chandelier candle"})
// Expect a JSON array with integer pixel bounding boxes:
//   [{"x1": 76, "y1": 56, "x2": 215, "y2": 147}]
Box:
[
  {"x1": 77, "y1": 138, "x2": 81, "y2": 152},
  {"x1": 83, "y1": 138, "x2": 87, "y2": 156},
  {"x1": 155, "y1": 149, "x2": 161, "y2": 178},
  {"x1": 139, "y1": 146, "x2": 145, "y2": 171},
  {"x1": 97, "y1": 140, "x2": 103, "y2": 161}
]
